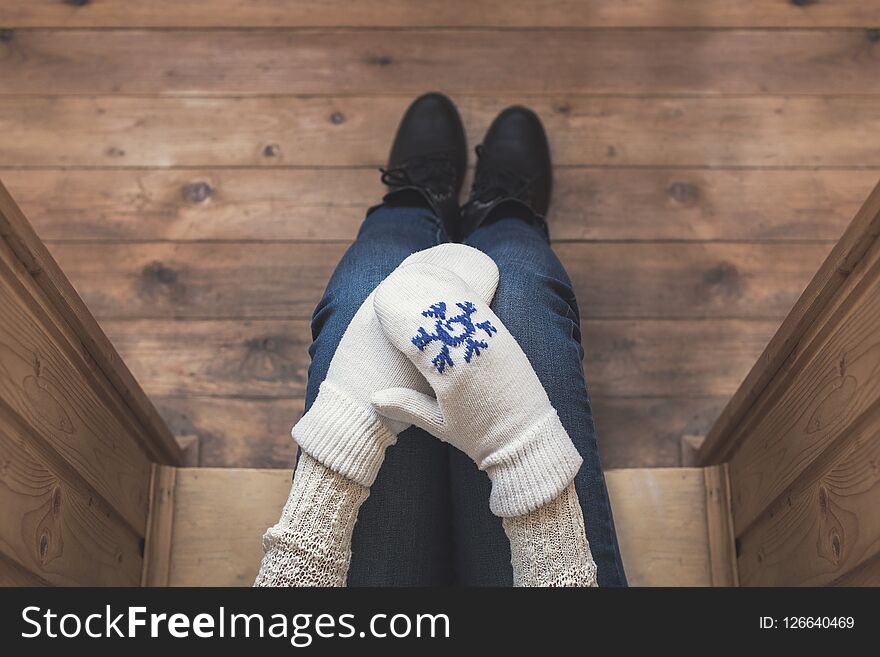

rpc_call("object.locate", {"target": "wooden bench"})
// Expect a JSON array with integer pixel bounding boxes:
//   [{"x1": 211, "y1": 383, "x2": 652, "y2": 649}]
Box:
[{"x1": 1, "y1": 177, "x2": 878, "y2": 586}]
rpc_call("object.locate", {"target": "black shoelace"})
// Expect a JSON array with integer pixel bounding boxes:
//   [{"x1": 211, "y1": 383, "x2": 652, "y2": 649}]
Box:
[
  {"x1": 380, "y1": 156, "x2": 458, "y2": 194},
  {"x1": 466, "y1": 145, "x2": 533, "y2": 205}
]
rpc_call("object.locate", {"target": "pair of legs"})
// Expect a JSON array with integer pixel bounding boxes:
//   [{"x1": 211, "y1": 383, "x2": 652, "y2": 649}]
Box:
[{"x1": 303, "y1": 200, "x2": 628, "y2": 586}]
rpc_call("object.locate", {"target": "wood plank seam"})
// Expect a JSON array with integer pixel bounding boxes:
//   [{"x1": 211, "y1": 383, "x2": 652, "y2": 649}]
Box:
[
  {"x1": 0, "y1": 401, "x2": 144, "y2": 585},
  {"x1": 2, "y1": 1, "x2": 880, "y2": 29},
  {"x1": 736, "y1": 393, "x2": 880, "y2": 542},
  {"x1": 735, "y1": 406, "x2": 880, "y2": 586},
  {"x1": 0, "y1": 550, "x2": 51, "y2": 587},
  {"x1": 0, "y1": 241, "x2": 176, "y2": 479},
  {"x1": 4, "y1": 96, "x2": 880, "y2": 169},
  {"x1": 831, "y1": 551, "x2": 880, "y2": 587},
  {"x1": 141, "y1": 464, "x2": 177, "y2": 587},
  {"x1": 0, "y1": 394, "x2": 145, "y2": 539},
  {"x1": 0, "y1": 181, "x2": 182, "y2": 465},
  {"x1": 0, "y1": 245, "x2": 152, "y2": 531},
  {"x1": 703, "y1": 464, "x2": 738, "y2": 586},
  {"x1": 724, "y1": 232, "x2": 880, "y2": 533},
  {"x1": 720, "y1": 230, "x2": 880, "y2": 466},
  {"x1": 3, "y1": 30, "x2": 880, "y2": 96},
  {"x1": 700, "y1": 179, "x2": 880, "y2": 464}
]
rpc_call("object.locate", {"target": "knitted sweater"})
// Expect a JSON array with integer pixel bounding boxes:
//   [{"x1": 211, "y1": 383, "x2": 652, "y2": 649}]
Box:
[{"x1": 255, "y1": 452, "x2": 598, "y2": 587}]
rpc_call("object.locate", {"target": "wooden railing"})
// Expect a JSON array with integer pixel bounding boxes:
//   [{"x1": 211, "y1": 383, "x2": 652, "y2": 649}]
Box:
[
  {"x1": 0, "y1": 180, "x2": 181, "y2": 586},
  {"x1": 699, "y1": 180, "x2": 880, "y2": 586}
]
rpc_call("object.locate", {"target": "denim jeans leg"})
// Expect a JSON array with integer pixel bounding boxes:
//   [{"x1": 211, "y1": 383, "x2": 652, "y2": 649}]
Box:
[
  {"x1": 456, "y1": 216, "x2": 629, "y2": 587},
  {"x1": 303, "y1": 203, "x2": 454, "y2": 586}
]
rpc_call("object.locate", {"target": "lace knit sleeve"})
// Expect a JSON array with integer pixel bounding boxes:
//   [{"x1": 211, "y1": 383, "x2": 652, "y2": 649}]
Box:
[
  {"x1": 254, "y1": 453, "x2": 369, "y2": 587},
  {"x1": 502, "y1": 482, "x2": 598, "y2": 587}
]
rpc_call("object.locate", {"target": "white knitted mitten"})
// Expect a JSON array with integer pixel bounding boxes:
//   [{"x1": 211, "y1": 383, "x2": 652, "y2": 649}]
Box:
[
  {"x1": 293, "y1": 244, "x2": 499, "y2": 486},
  {"x1": 372, "y1": 263, "x2": 583, "y2": 517}
]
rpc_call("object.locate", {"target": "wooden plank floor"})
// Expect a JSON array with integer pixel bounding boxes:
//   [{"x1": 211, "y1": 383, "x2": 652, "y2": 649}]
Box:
[{"x1": 1, "y1": 1, "x2": 878, "y2": 470}]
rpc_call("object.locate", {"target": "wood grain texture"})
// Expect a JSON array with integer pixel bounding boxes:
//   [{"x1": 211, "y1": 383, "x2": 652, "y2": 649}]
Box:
[
  {"x1": 157, "y1": 466, "x2": 727, "y2": 586},
  {"x1": 704, "y1": 464, "x2": 738, "y2": 586},
  {"x1": 3, "y1": 30, "x2": 880, "y2": 95},
  {"x1": 141, "y1": 464, "x2": 175, "y2": 587},
  {"x1": 6, "y1": 167, "x2": 872, "y2": 243},
  {"x1": 0, "y1": 550, "x2": 49, "y2": 586},
  {"x1": 583, "y1": 319, "x2": 778, "y2": 395},
  {"x1": 607, "y1": 467, "x2": 714, "y2": 586},
  {"x1": 45, "y1": 242, "x2": 828, "y2": 320},
  {"x1": 102, "y1": 320, "x2": 312, "y2": 397},
  {"x1": 0, "y1": 181, "x2": 181, "y2": 465},
  {"x1": 832, "y1": 553, "x2": 880, "y2": 586},
  {"x1": 164, "y1": 468, "x2": 292, "y2": 586},
  {"x1": 153, "y1": 397, "x2": 300, "y2": 469},
  {"x1": 700, "y1": 180, "x2": 880, "y2": 464},
  {"x1": 0, "y1": 404, "x2": 143, "y2": 586},
  {"x1": 728, "y1": 244, "x2": 880, "y2": 534},
  {"x1": 0, "y1": 247, "x2": 153, "y2": 532},
  {"x1": 3, "y1": 1, "x2": 879, "y2": 28},
  {"x1": 736, "y1": 408, "x2": 880, "y2": 586},
  {"x1": 593, "y1": 397, "x2": 728, "y2": 470},
  {"x1": 3, "y1": 96, "x2": 880, "y2": 167}
]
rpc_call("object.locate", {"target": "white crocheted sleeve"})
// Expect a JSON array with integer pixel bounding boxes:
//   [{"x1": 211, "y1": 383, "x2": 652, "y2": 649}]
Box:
[
  {"x1": 502, "y1": 482, "x2": 599, "y2": 587},
  {"x1": 255, "y1": 456, "x2": 597, "y2": 587},
  {"x1": 254, "y1": 452, "x2": 369, "y2": 587}
]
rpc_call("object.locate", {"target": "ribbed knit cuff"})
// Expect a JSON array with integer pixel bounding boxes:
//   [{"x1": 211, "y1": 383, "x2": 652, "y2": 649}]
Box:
[
  {"x1": 292, "y1": 381, "x2": 398, "y2": 487},
  {"x1": 482, "y1": 409, "x2": 583, "y2": 518}
]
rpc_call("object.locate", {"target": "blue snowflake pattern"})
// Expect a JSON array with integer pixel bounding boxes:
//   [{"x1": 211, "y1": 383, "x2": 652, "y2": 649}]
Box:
[{"x1": 411, "y1": 301, "x2": 497, "y2": 373}]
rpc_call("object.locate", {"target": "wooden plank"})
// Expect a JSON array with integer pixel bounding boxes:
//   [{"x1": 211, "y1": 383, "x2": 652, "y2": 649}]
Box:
[
  {"x1": 46, "y1": 242, "x2": 828, "y2": 320},
  {"x1": 700, "y1": 180, "x2": 880, "y2": 464},
  {"x1": 2, "y1": 30, "x2": 880, "y2": 95},
  {"x1": 6, "y1": 167, "x2": 872, "y2": 243},
  {"x1": 704, "y1": 464, "x2": 738, "y2": 586},
  {"x1": 141, "y1": 465, "x2": 176, "y2": 587},
  {"x1": 583, "y1": 319, "x2": 778, "y2": 395},
  {"x1": 2, "y1": 1, "x2": 879, "y2": 28},
  {"x1": 736, "y1": 407, "x2": 880, "y2": 586},
  {"x1": 2, "y1": 96, "x2": 880, "y2": 168},
  {"x1": 0, "y1": 404, "x2": 143, "y2": 586},
  {"x1": 103, "y1": 320, "x2": 312, "y2": 397},
  {"x1": 0, "y1": 181, "x2": 181, "y2": 465},
  {"x1": 606, "y1": 468, "x2": 713, "y2": 586},
  {"x1": 166, "y1": 468, "x2": 292, "y2": 586},
  {"x1": 161, "y1": 466, "x2": 719, "y2": 586},
  {"x1": 47, "y1": 242, "x2": 344, "y2": 320},
  {"x1": 832, "y1": 553, "x2": 880, "y2": 586},
  {"x1": 101, "y1": 318, "x2": 774, "y2": 398},
  {"x1": 0, "y1": 550, "x2": 49, "y2": 586},
  {"x1": 0, "y1": 246, "x2": 154, "y2": 532},
  {"x1": 728, "y1": 237, "x2": 880, "y2": 533}
]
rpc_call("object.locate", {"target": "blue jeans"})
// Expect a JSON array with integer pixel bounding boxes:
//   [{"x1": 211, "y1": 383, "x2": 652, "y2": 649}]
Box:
[{"x1": 304, "y1": 202, "x2": 628, "y2": 586}]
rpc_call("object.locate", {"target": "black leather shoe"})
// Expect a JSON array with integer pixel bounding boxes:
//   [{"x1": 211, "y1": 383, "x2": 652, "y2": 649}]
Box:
[
  {"x1": 460, "y1": 106, "x2": 552, "y2": 238},
  {"x1": 381, "y1": 93, "x2": 467, "y2": 238}
]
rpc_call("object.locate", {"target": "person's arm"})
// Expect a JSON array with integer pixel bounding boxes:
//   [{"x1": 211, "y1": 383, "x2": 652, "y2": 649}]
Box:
[
  {"x1": 502, "y1": 482, "x2": 598, "y2": 587},
  {"x1": 255, "y1": 244, "x2": 499, "y2": 587},
  {"x1": 254, "y1": 453, "x2": 368, "y2": 587}
]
